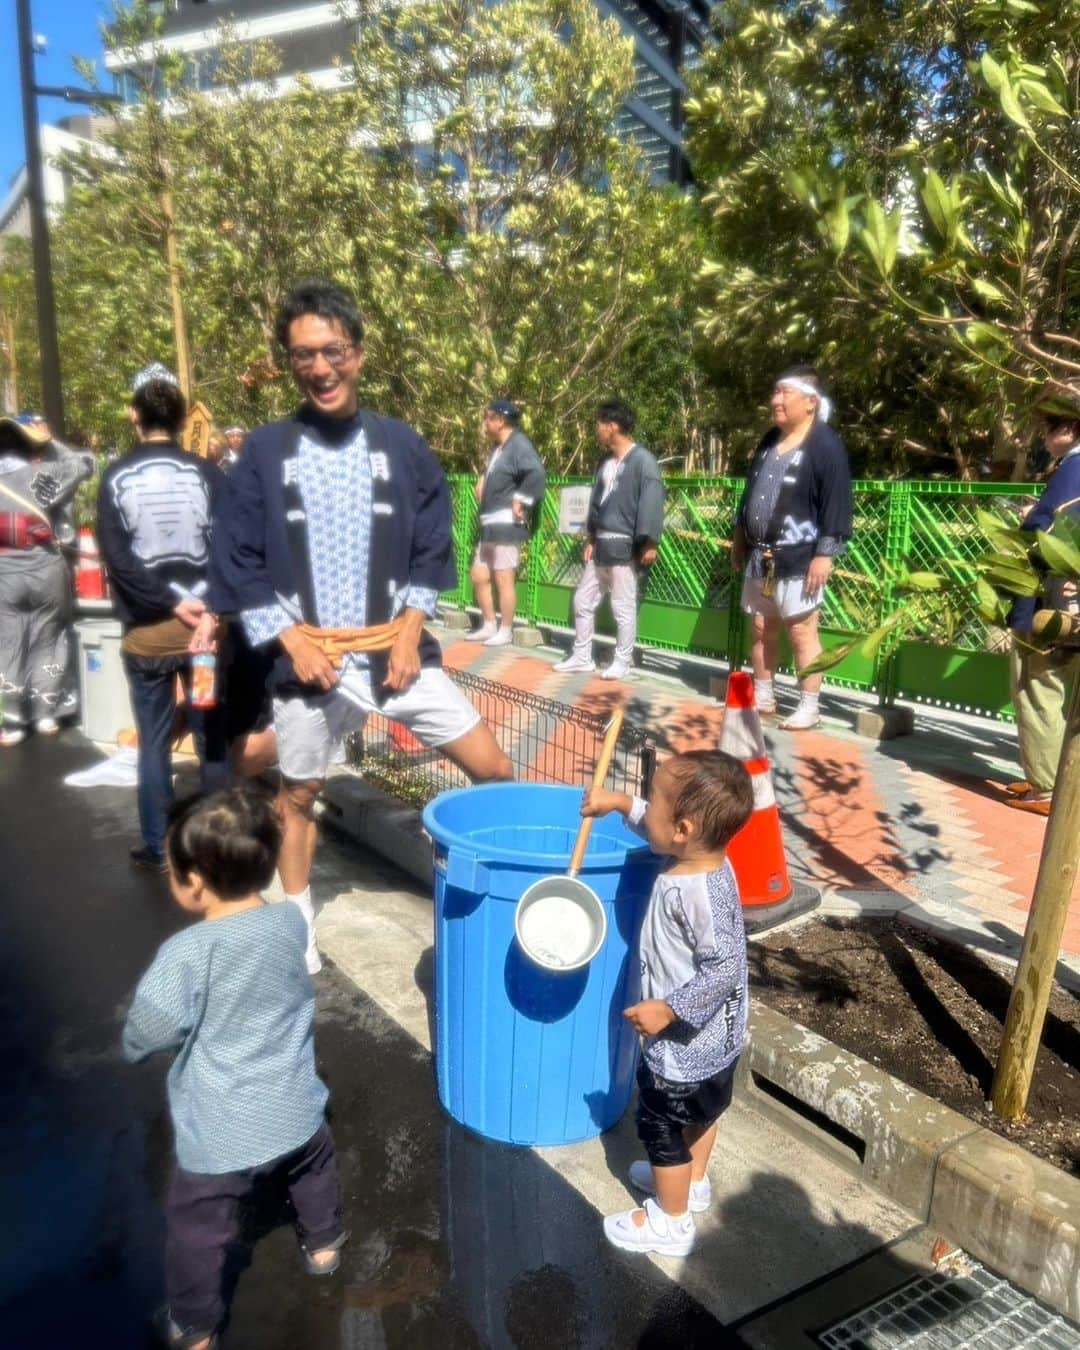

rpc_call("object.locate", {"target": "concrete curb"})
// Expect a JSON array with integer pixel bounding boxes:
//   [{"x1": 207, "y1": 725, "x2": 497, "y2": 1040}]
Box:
[
  {"x1": 318, "y1": 771, "x2": 434, "y2": 888},
  {"x1": 744, "y1": 1005, "x2": 1080, "y2": 1322},
  {"x1": 317, "y1": 766, "x2": 1080, "y2": 1322}
]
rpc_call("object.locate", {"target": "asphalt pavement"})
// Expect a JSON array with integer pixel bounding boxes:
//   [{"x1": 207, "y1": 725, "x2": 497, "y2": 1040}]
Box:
[{"x1": 0, "y1": 735, "x2": 741, "y2": 1349}]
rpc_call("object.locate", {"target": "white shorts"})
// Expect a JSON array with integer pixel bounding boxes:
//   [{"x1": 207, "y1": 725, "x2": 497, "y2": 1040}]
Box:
[
  {"x1": 273, "y1": 665, "x2": 481, "y2": 782},
  {"x1": 741, "y1": 573, "x2": 825, "y2": 622},
  {"x1": 473, "y1": 542, "x2": 521, "y2": 572}
]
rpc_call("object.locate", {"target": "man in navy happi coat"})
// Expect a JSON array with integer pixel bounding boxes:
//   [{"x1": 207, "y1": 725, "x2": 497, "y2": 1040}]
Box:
[{"x1": 211, "y1": 280, "x2": 512, "y2": 971}]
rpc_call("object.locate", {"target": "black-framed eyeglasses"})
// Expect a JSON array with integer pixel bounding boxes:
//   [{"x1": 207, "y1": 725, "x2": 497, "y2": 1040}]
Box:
[{"x1": 288, "y1": 342, "x2": 356, "y2": 371}]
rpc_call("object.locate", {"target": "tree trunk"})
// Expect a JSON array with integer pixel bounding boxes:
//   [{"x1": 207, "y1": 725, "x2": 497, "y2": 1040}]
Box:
[{"x1": 991, "y1": 659, "x2": 1080, "y2": 1118}]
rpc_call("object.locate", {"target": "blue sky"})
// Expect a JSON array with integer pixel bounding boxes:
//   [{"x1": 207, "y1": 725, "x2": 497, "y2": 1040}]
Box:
[{"x1": 1, "y1": 0, "x2": 110, "y2": 191}]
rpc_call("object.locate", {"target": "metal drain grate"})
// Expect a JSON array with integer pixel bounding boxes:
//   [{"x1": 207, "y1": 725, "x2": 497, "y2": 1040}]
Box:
[{"x1": 816, "y1": 1260, "x2": 1078, "y2": 1348}]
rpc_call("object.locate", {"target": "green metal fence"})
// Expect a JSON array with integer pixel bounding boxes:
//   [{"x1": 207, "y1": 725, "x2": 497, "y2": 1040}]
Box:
[{"x1": 442, "y1": 475, "x2": 1042, "y2": 721}]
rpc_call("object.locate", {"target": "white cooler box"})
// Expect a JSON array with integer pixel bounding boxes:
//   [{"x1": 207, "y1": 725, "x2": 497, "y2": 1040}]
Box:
[{"x1": 76, "y1": 618, "x2": 134, "y2": 744}]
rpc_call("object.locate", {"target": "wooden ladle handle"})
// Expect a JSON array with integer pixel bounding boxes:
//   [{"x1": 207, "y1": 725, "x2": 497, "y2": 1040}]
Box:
[{"x1": 568, "y1": 709, "x2": 625, "y2": 876}]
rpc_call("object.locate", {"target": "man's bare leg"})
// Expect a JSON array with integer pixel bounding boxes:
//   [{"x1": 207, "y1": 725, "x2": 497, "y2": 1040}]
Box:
[
  {"x1": 278, "y1": 777, "x2": 322, "y2": 894},
  {"x1": 750, "y1": 610, "x2": 780, "y2": 683},
  {"x1": 494, "y1": 568, "x2": 517, "y2": 632},
  {"x1": 469, "y1": 561, "x2": 497, "y2": 626},
  {"x1": 231, "y1": 727, "x2": 277, "y2": 778},
  {"x1": 785, "y1": 608, "x2": 823, "y2": 694},
  {"x1": 441, "y1": 721, "x2": 514, "y2": 782},
  {"x1": 781, "y1": 608, "x2": 823, "y2": 729},
  {"x1": 277, "y1": 777, "x2": 324, "y2": 972}
]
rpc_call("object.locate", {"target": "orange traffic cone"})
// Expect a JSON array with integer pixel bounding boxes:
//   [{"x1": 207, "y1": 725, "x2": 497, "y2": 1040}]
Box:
[{"x1": 721, "y1": 672, "x2": 820, "y2": 933}]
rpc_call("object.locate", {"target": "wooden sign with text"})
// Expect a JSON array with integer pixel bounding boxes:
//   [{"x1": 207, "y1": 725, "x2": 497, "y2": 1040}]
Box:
[{"x1": 181, "y1": 401, "x2": 214, "y2": 458}]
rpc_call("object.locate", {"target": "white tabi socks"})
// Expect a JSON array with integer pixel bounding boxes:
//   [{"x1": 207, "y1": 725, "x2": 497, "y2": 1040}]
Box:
[{"x1": 287, "y1": 886, "x2": 322, "y2": 975}]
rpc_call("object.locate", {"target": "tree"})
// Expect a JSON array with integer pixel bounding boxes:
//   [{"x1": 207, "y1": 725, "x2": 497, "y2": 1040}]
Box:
[
  {"x1": 49, "y1": 0, "x2": 713, "y2": 468},
  {"x1": 0, "y1": 237, "x2": 40, "y2": 415},
  {"x1": 332, "y1": 0, "x2": 709, "y2": 469},
  {"x1": 688, "y1": 0, "x2": 1079, "y2": 479}
]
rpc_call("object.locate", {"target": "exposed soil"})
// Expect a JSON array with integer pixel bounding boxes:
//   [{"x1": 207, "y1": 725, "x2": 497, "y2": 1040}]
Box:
[{"x1": 748, "y1": 916, "x2": 1080, "y2": 1175}]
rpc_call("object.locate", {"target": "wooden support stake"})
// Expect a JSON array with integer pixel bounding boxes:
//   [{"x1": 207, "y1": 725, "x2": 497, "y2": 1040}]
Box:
[
  {"x1": 991, "y1": 664, "x2": 1080, "y2": 1119},
  {"x1": 161, "y1": 187, "x2": 192, "y2": 401}
]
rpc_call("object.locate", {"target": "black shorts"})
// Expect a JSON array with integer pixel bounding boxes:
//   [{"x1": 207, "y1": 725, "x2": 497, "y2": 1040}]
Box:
[
  {"x1": 222, "y1": 623, "x2": 275, "y2": 742},
  {"x1": 635, "y1": 1057, "x2": 739, "y2": 1168}
]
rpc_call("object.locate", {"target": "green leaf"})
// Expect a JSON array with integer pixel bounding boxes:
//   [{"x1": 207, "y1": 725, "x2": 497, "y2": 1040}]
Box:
[
  {"x1": 1017, "y1": 79, "x2": 1066, "y2": 117},
  {"x1": 920, "y1": 170, "x2": 953, "y2": 241},
  {"x1": 983, "y1": 562, "x2": 1041, "y2": 597},
  {"x1": 975, "y1": 508, "x2": 1032, "y2": 559},
  {"x1": 971, "y1": 277, "x2": 1008, "y2": 305},
  {"x1": 997, "y1": 77, "x2": 1033, "y2": 133},
  {"x1": 974, "y1": 577, "x2": 1008, "y2": 625},
  {"x1": 979, "y1": 52, "x2": 1005, "y2": 93},
  {"x1": 824, "y1": 198, "x2": 850, "y2": 253},
  {"x1": 903, "y1": 571, "x2": 945, "y2": 591},
  {"x1": 1036, "y1": 529, "x2": 1080, "y2": 577}
]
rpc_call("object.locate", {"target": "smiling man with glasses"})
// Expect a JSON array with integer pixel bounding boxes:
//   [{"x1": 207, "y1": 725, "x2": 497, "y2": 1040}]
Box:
[{"x1": 210, "y1": 279, "x2": 512, "y2": 971}]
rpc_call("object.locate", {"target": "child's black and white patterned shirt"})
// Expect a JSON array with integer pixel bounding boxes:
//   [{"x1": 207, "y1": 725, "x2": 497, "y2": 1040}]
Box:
[{"x1": 628, "y1": 798, "x2": 748, "y2": 1084}]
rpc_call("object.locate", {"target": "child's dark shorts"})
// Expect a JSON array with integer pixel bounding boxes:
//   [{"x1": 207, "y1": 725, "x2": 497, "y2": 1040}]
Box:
[{"x1": 635, "y1": 1057, "x2": 739, "y2": 1167}]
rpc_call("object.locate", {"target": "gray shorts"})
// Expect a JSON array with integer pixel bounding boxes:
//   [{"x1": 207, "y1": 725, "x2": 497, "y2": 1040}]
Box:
[
  {"x1": 473, "y1": 542, "x2": 521, "y2": 572},
  {"x1": 741, "y1": 573, "x2": 825, "y2": 621},
  {"x1": 274, "y1": 665, "x2": 481, "y2": 782}
]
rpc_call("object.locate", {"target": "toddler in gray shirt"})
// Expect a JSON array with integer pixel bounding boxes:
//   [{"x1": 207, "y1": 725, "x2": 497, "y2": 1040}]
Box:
[
  {"x1": 123, "y1": 788, "x2": 345, "y2": 1350},
  {"x1": 581, "y1": 750, "x2": 753, "y2": 1259}
]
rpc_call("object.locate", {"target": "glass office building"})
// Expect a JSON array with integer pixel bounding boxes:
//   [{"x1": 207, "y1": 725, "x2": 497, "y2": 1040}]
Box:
[{"x1": 108, "y1": 0, "x2": 714, "y2": 183}]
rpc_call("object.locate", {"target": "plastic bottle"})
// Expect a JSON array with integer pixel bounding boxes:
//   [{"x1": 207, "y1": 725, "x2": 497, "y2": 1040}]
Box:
[{"x1": 190, "y1": 653, "x2": 217, "y2": 709}]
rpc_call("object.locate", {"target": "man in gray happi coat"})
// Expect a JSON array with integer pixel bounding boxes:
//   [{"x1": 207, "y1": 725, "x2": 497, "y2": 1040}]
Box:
[
  {"x1": 468, "y1": 399, "x2": 546, "y2": 647},
  {"x1": 0, "y1": 415, "x2": 95, "y2": 744},
  {"x1": 555, "y1": 400, "x2": 665, "y2": 682}
]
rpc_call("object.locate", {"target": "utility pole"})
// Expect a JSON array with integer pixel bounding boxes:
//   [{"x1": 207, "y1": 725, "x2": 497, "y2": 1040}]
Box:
[{"x1": 16, "y1": 0, "x2": 64, "y2": 434}]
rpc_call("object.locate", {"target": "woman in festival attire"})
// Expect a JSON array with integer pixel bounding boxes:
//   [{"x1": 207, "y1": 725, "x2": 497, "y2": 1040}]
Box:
[
  {"x1": 0, "y1": 414, "x2": 94, "y2": 745},
  {"x1": 731, "y1": 367, "x2": 852, "y2": 730}
]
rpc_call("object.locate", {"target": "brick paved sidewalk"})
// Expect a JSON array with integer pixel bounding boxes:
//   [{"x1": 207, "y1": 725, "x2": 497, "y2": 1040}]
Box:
[{"x1": 437, "y1": 626, "x2": 1080, "y2": 976}]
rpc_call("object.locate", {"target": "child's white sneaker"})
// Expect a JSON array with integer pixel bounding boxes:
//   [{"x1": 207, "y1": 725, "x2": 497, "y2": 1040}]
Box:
[
  {"x1": 628, "y1": 1159, "x2": 712, "y2": 1213},
  {"x1": 603, "y1": 1197, "x2": 695, "y2": 1257},
  {"x1": 465, "y1": 621, "x2": 497, "y2": 643}
]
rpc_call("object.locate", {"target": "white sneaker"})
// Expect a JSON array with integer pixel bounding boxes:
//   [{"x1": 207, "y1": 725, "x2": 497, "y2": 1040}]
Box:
[
  {"x1": 34, "y1": 717, "x2": 60, "y2": 736},
  {"x1": 600, "y1": 659, "x2": 632, "y2": 681},
  {"x1": 603, "y1": 1197, "x2": 695, "y2": 1257},
  {"x1": 780, "y1": 703, "x2": 821, "y2": 730},
  {"x1": 0, "y1": 727, "x2": 26, "y2": 748},
  {"x1": 484, "y1": 628, "x2": 514, "y2": 647},
  {"x1": 552, "y1": 654, "x2": 595, "y2": 674},
  {"x1": 628, "y1": 1160, "x2": 712, "y2": 1213},
  {"x1": 465, "y1": 622, "x2": 497, "y2": 643}
]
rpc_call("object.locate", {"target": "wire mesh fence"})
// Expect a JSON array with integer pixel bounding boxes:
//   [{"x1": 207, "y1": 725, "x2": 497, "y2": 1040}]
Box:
[{"x1": 344, "y1": 667, "x2": 656, "y2": 807}]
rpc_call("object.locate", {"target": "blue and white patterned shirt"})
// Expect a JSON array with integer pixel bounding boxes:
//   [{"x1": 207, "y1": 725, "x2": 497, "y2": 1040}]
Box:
[
  {"x1": 122, "y1": 902, "x2": 328, "y2": 1174},
  {"x1": 627, "y1": 798, "x2": 748, "y2": 1083},
  {"x1": 242, "y1": 423, "x2": 439, "y2": 665}
]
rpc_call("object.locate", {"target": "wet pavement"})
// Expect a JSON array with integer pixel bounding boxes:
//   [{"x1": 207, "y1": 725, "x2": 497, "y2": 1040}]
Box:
[{"x1": 0, "y1": 735, "x2": 741, "y2": 1349}]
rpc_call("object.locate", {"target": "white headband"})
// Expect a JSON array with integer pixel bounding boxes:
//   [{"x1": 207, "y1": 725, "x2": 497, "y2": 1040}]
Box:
[
  {"x1": 131, "y1": 361, "x2": 180, "y2": 394},
  {"x1": 779, "y1": 377, "x2": 831, "y2": 423}
]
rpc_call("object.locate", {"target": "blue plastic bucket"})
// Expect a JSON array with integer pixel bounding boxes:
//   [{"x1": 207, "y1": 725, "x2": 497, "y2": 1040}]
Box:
[{"x1": 422, "y1": 783, "x2": 661, "y2": 1146}]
